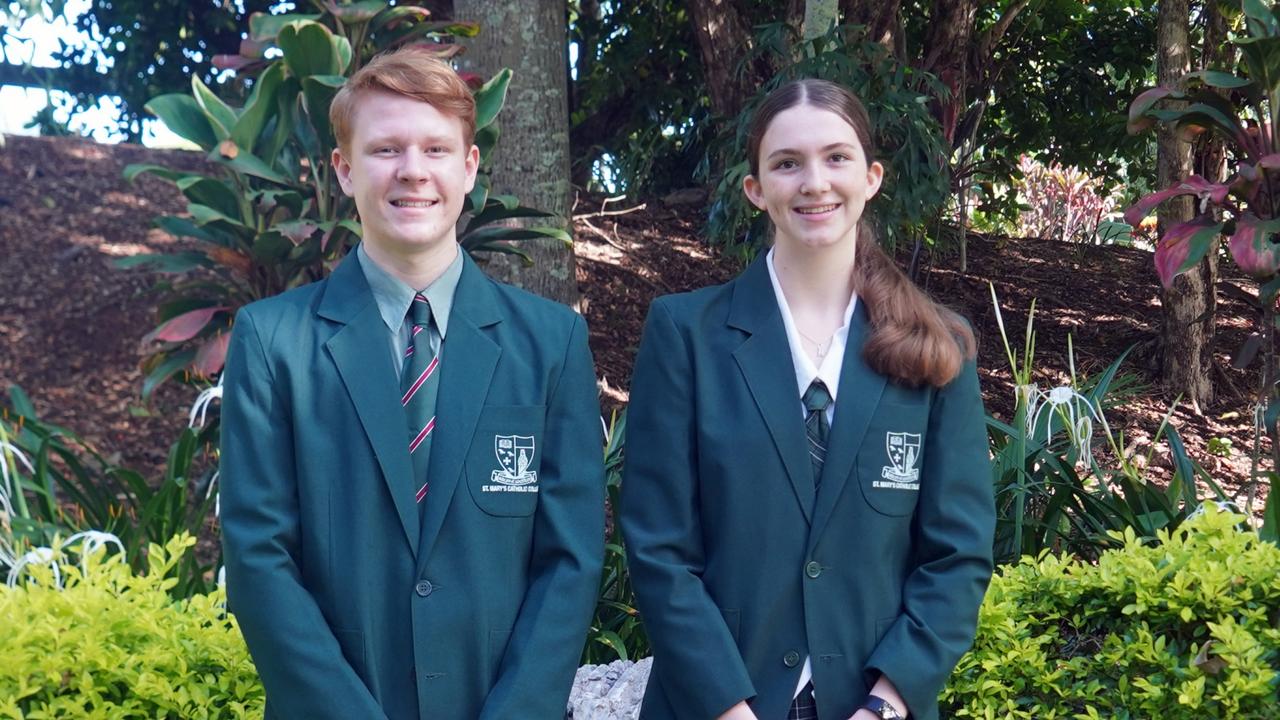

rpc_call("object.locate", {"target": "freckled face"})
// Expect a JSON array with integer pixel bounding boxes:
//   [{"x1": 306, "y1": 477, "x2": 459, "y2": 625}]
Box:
[
  {"x1": 743, "y1": 105, "x2": 883, "y2": 253},
  {"x1": 332, "y1": 90, "x2": 479, "y2": 258}
]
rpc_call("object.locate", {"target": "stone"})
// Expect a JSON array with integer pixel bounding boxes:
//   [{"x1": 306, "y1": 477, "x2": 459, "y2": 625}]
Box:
[{"x1": 566, "y1": 657, "x2": 652, "y2": 720}]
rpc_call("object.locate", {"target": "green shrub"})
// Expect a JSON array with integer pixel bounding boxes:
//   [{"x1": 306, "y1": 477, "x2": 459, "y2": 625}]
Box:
[
  {"x1": 0, "y1": 534, "x2": 263, "y2": 718},
  {"x1": 943, "y1": 507, "x2": 1280, "y2": 718}
]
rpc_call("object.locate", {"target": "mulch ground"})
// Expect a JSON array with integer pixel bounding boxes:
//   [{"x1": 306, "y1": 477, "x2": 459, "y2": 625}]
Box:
[{"x1": 0, "y1": 133, "x2": 1270, "y2": 514}]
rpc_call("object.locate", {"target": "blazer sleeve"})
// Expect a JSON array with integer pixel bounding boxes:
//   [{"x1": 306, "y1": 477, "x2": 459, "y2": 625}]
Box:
[
  {"x1": 220, "y1": 308, "x2": 388, "y2": 719},
  {"x1": 620, "y1": 299, "x2": 757, "y2": 718},
  {"x1": 864, "y1": 358, "x2": 995, "y2": 716},
  {"x1": 479, "y1": 313, "x2": 606, "y2": 719}
]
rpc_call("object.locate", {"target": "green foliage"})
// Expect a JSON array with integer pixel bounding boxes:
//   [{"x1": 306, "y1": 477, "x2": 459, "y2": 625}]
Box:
[
  {"x1": 1, "y1": 386, "x2": 219, "y2": 598},
  {"x1": 987, "y1": 288, "x2": 1227, "y2": 565},
  {"x1": 706, "y1": 23, "x2": 950, "y2": 256},
  {"x1": 122, "y1": 4, "x2": 559, "y2": 398},
  {"x1": 0, "y1": 534, "x2": 265, "y2": 718},
  {"x1": 943, "y1": 508, "x2": 1280, "y2": 718},
  {"x1": 582, "y1": 411, "x2": 649, "y2": 664}
]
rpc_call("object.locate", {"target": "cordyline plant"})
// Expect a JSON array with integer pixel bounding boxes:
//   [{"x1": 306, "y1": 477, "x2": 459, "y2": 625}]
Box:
[
  {"x1": 122, "y1": 2, "x2": 567, "y2": 398},
  {"x1": 1126, "y1": 0, "x2": 1280, "y2": 539}
]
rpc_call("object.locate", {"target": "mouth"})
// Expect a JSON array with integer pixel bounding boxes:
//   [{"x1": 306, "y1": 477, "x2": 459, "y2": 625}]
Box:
[
  {"x1": 794, "y1": 203, "x2": 839, "y2": 216},
  {"x1": 390, "y1": 199, "x2": 438, "y2": 208}
]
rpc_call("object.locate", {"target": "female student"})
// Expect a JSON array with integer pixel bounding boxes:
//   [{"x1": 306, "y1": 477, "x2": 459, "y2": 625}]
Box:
[{"x1": 620, "y1": 79, "x2": 995, "y2": 720}]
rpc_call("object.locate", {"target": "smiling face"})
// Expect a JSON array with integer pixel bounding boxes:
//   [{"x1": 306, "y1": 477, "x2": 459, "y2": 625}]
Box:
[
  {"x1": 332, "y1": 89, "x2": 479, "y2": 263},
  {"x1": 743, "y1": 104, "x2": 883, "y2": 254}
]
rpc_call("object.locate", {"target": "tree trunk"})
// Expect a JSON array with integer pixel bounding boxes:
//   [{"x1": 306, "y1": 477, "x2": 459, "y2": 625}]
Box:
[
  {"x1": 920, "y1": 0, "x2": 979, "y2": 145},
  {"x1": 686, "y1": 0, "x2": 767, "y2": 123},
  {"x1": 840, "y1": 0, "x2": 902, "y2": 51},
  {"x1": 454, "y1": 0, "x2": 578, "y2": 306},
  {"x1": 1157, "y1": 0, "x2": 1211, "y2": 407},
  {"x1": 803, "y1": 0, "x2": 839, "y2": 40}
]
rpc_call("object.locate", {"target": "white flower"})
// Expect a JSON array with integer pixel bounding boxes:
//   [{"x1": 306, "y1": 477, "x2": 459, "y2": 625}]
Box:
[
  {"x1": 188, "y1": 374, "x2": 223, "y2": 429},
  {"x1": 0, "y1": 439, "x2": 35, "y2": 521},
  {"x1": 4, "y1": 530, "x2": 126, "y2": 589},
  {"x1": 1026, "y1": 384, "x2": 1109, "y2": 468}
]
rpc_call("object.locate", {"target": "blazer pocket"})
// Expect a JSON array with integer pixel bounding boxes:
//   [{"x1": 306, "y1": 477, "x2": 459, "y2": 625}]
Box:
[
  {"x1": 856, "y1": 403, "x2": 928, "y2": 517},
  {"x1": 333, "y1": 628, "x2": 367, "y2": 679},
  {"x1": 466, "y1": 405, "x2": 545, "y2": 517}
]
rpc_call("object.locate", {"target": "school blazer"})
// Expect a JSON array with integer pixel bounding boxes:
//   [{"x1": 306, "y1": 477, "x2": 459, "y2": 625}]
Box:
[
  {"x1": 220, "y1": 249, "x2": 605, "y2": 720},
  {"x1": 620, "y1": 256, "x2": 994, "y2": 720}
]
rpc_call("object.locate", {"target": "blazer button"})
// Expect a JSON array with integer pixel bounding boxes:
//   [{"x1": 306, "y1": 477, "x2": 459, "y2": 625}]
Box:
[
  {"x1": 805, "y1": 561, "x2": 822, "y2": 579},
  {"x1": 414, "y1": 580, "x2": 434, "y2": 597},
  {"x1": 783, "y1": 651, "x2": 801, "y2": 668}
]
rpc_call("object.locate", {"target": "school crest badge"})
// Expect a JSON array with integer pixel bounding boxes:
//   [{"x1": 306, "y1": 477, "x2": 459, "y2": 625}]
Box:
[
  {"x1": 484, "y1": 434, "x2": 538, "y2": 492},
  {"x1": 874, "y1": 432, "x2": 921, "y2": 490}
]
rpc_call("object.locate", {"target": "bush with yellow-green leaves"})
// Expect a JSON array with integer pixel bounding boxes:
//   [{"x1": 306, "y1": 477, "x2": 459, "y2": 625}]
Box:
[
  {"x1": 0, "y1": 534, "x2": 263, "y2": 719},
  {"x1": 942, "y1": 506, "x2": 1280, "y2": 718}
]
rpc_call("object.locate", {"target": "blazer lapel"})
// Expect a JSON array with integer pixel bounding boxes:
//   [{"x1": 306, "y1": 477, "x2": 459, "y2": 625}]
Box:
[
  {"x1": 416, "y1": 254, "x2": 502, "y2": 567},
  {"x1": 320, "y1": 255, "x2": 419, "y2": 557},
  {"x1": 809, "y1": 302, "x2": 886, "y2": 544},
  {"x1": 729, "y1": 256, "x2": 815, "y2": 523}
]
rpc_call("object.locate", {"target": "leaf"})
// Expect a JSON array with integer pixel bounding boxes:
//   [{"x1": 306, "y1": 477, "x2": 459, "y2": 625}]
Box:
[
  {"x1": 1233, "y1": 333, "x2": 1264, "y2": 369},
  {"x1": 144, "y1": 94, "x2": 218, "y2": 151},
  {"x1": 474, "y1": 69, "x2": 513, "y2": 131},
  {"x1": 206, "y1": 142, "x2": 292, "y2": 185},
  {"x1": 1154, "y1": 217, "x2": 1223, "y2": 288},
  {"x1": 1261, "y1": 480, "x2": 1280, "y2": 542},
  {"x1": 248, "y1": 11, "x2": 322, "y2": 43},
  {"x1": 176, "y1": 176, "x2": 242, "y2": 219},
  {"x1": 1228, "y1": 213, "x2": 1280, "y2": 279},
  {"x1": 1124, "y1": 176, "x2": 1229, "y2": 226},
  {"x1": 123, "y1": 163, "x2": 190, "y2": 184},
  {"x1": 191, "y1": 76, "x2": 238, "y2": 140},
  {"x1": 142, "y1": 306, "x2": 229, "y2": 346},
  {"x1": 142, "y1": 350, "x2": 197, "y2": 400},
  {"x1": 193, "y1": 332, "x2": 231, "y2": 378},
  {"x1": 232, "y1": 62, "x2": 285, "y2": 151},
  {"x1": 277, "y1": 20, "x2": 342, "y2": 79},
  {"x1": 1182, "y1": 70, "x2": 1253, "y2": 89},
  {"x1": 277, "y1": 219, "x2": 319, "y2": 246},
  {"x1": 1127, "y1": 86, "x2": 1178, "y2": 134},
  {"x1": 113, "y1": 252, "x2": 213, "y2": 273},
  {"x1": 370, "y1": 5, "x2": 431, "y2": 33},
  {"x1": 325, "y1": 0, "x2": 385, "y2": 23},
  {"x1": 302, "y1": 76, "x2": 345, "y2": 147}
]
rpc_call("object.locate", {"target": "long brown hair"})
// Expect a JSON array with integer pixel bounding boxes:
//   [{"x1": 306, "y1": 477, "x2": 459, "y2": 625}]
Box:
[{"x1": 746, "y1": 79, "x2": 975, "y2": 388}]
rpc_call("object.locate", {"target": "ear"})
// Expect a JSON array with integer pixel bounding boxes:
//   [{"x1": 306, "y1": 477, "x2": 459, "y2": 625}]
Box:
[
  {"x1": 743, "y1": 173, "x2": 767, "y2": 211},
  {"x1": 865, "y1": 160, "x2": 885, "y2": 201},
  {"x1": 463, "y1": 143, "x2": 480, "y2": 194},
  {"x1": 332, "y1": 147, "x2": 355, "y2": 197}
]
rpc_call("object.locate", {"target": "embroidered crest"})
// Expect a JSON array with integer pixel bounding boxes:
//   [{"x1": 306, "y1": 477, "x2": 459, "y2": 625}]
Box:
[
  {"x1": 484, "y1": 435, "x2": 538, "y2": 493},
  {"x1": 874, "y1": 432, "x2": 921, "y2": 490}
]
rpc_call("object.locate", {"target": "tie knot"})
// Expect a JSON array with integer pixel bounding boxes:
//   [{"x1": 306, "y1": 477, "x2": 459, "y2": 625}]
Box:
[
  {"x1": 803, "y1": 380, "x2": 832, "y2": 413},
  {"x1": 409, "y1": 293, "x2": 433, "y2": 328}
]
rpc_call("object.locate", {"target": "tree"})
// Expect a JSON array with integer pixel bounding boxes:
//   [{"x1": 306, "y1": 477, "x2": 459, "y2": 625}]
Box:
[
  {"x1": 454, "y1": 0, "x2": 578, "y2": 305},
  {"x1": 1156, "y1": 0, "x2": 1212, "y2": 408}
]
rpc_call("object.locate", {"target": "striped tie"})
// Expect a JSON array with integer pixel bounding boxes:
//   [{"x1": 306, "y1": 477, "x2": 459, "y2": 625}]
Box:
[
  {"x1": 803, "y1": 380, "x2": 832, "y2": 488},
  {"x1": 402, "y1": 294, "x2": 440, "y2": 506}
]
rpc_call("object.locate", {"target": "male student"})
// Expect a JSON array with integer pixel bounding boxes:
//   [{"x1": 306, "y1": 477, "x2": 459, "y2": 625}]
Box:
[{"x1": 220, "y1": 48, "x2": 605, "y2": 719}]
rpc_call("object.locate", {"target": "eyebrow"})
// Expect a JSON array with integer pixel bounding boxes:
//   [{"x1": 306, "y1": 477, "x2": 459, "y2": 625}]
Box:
[
  {"x1": 765, "y1": 142, "x2": 858, "y2": 160},
  {"x1": 362, "y1": 134, "x2": 458, "y2": 148}
]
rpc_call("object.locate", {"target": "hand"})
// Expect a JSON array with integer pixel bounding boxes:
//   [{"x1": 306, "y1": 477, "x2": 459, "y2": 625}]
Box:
[
  {"x1": 850, "y1": 711, "x2": 880, "y2": 720},
  {"x1": 716, "y1": 701, "x2": 760, "y2": 720}
]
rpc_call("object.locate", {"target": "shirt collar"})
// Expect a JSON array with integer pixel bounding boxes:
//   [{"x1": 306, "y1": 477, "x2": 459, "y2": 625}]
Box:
[
  {"x1": 766, "y1": 247, "x2": 857, "y2": 402},
  {"x1": 357, "y1": 242, "x2": 463, "y2": 337}
]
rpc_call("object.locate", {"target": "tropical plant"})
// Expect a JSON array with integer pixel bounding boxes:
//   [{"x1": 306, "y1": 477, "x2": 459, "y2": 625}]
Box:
[
  {"x1": 1, "y1": 534, "x2": 266, "y2": 717},
  {"x1": 943, "y1": 506, "x2": 1280, "y2": 718},
  {"x1": 988, "y1": 286, "x2": 1229, "y2": 564},
  {"x1": 1126, "y1": 0, "x2": 1280, "y2": 539},
  {"x1": 1, "y1": 386, "x2": 219, "y2": 597},
  {"x1": 1015, "y1": 154, "x2": 1128, "y2": 245},
  {"x1": 121, "y1": 4, "x2": 568, "y2": 399},
  {"x1": 582, "y1": 410, "x2": 649, "y2": 664},
  {"x1": 705, "y1": 22, "x2": 950, "y2": 257}
]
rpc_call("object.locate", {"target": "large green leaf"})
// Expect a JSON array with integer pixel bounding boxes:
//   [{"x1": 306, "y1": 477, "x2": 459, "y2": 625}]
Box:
[
  {"x1": 278, "y1": 20, "x2": 342, "y2": 79},
  {"x1": 176, "y1": 176, "x2": 242, "y2": 219},
  {"x1": 122, "y1": 163, "x2": 199, "y2": 185},
  {"x1": 327, "y1": 0, "x2": 386, "y2": 23},
  {"x1": 144, "y1": 94, "x2": 218, "y2": 151},
  {"x1": 474, "y1": 69, "x2": 512, "y2": 130},
  {"x1": 209, "y1": 141, "x2": 292, "y2": 185},
  {"x1": 113, "y1": 252, "x2": 213, "y2": 273},
  {"x1": 191, "y1": 76, "x2": 238, "y2": 140},
  {"x1": 233, "y1": 62, "x2": 286, "y2": 151},
  {"x1": 248, "y1": 11, "x2": 322, "y2": 43},
  {"x1": 302, "y1": 75, "x2": 346, "y2": 147}
]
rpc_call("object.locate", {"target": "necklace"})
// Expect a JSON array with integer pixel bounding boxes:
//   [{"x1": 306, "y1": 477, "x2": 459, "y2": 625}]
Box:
[{"x1": 796, "y1": 328, "x2": 833, "y2": 360}]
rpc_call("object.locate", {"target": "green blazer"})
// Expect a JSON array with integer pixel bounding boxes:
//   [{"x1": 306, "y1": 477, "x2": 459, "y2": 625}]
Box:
[
  {"x1": 620, "y1": 256, "x2": 994, "y2": 720},
  {"x1": 220, "y1": 250, "x2": 605, "y2": 720}
]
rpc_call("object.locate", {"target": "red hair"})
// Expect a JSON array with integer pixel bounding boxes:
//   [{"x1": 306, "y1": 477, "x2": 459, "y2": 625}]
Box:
[{"x1": 330, "y1": 47, "x2": 475, "y2": 151}]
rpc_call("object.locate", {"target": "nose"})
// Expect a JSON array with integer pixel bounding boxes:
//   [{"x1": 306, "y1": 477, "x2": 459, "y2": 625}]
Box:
[
  {"x1": 396, "y1": 149, "x2": 430, "y2": 183},
  {"x1": 799, "y1": 164, "x2": 829, "y2": 195}
]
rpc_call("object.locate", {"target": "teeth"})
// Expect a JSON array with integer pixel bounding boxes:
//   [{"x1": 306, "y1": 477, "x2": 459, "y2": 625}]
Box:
[
  {"x1": 393, "y1": 200, "x2": 434, "y2": 208},
  {"x1": 797, "y1": 205, "x2": 837, "y2": 214}
]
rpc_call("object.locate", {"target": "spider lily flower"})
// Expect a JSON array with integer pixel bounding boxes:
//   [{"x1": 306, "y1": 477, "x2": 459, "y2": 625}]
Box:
[
  {"x1": 188, "y1": 374, "x2": 223, "y2": 429},
  {"x1": 0, "y1": 437, "x2": 35, "y2": 521},
  {"x1": 1025, "y1": 384, "x2": 1110, "y2": 468},
  {"x1": 5, "y1": 531, "x2": 126, "y2": 589}
]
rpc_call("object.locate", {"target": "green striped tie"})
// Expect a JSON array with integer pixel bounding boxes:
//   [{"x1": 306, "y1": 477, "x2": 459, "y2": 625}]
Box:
[{"x1": 803, "y1": 380, "x2": 832, "y2": 487}]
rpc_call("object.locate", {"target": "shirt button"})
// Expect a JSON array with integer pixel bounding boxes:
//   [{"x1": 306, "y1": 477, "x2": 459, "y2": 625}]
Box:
[
  {"x1": 414, "y1": 580, "x2": 433, "y2": 597},
  {"x1": 783, "y1": 651, "x2": 801, "y2": 668},
  {"x1": 805, "y1": 561, "x2": 822, "y2": 579}
]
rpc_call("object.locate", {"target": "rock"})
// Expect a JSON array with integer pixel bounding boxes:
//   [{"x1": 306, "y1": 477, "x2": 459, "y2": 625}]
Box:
[{"x1": 567, "y1": 658, "x2": 652, "y2": 720}]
